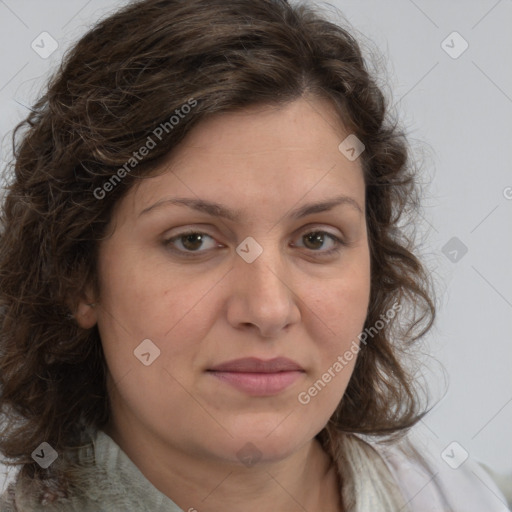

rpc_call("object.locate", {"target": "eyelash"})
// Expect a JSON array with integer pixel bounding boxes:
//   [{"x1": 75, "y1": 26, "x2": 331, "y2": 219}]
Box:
[{"x1": 163, "y1": 229, "x2": 346, "y2": 258}]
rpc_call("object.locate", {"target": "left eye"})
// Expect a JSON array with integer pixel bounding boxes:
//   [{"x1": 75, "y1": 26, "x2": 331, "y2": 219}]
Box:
[{"x1": 293, "y1": 231, "x2": 343, "y2": 253}]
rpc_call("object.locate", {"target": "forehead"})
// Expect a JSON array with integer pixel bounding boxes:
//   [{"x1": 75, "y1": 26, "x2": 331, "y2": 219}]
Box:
[
  {"x1": 126, "y1": 97, "x2": 365, "y2": 217},
  {"x1": 171, "y1": 96, "x2": 352, "y2": 159}
]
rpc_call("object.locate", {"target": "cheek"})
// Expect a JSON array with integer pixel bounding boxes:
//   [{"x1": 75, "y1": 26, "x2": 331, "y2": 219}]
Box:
[
  {"x1": 97, "y1": 247, "x2": 208, "y2": 336},
  {"x1": 309, "y1": 263, "x2": 370, "y2": 345},
  {"x1": 97, "y1": 258, "x2": 220, "y2": 424},
  {"x1": 300, "y1": 257, "x2": 370, "y2": 403},
  {"x1": 96, "y1": 250, "x2": 223, "y2": 380}
]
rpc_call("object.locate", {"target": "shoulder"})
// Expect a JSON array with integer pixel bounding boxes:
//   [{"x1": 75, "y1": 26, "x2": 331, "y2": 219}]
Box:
[
  {"x1": 0, "y1": 480, "x2": 17, "y2": 512},
  {"x1": 0, "y1": 426, "x2": 100, "y2": 511},
  {"x1": 0, "y1": 469, "x2": 88, "y2": 512},
  {"x1": 0, "y1": 428, "x2": 183, "y2": 512},
  {"x1": 366, "y1": 432, "x2": 511, "y2": 512}
]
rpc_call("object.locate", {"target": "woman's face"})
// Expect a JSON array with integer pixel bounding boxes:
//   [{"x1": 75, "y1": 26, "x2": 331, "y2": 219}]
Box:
[{"x1": 80, "y1": 97, "x2": 370, "y2": 464}]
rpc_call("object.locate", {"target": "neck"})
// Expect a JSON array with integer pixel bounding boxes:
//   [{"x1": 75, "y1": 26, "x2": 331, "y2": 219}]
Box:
[{"x1": 103, "y1": 423, "x2": 342, "y2": 512}]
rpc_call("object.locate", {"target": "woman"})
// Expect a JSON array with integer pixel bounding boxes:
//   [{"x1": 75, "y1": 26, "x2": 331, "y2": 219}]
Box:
[{"x1": 0, "y1": 0, "x2": 507, "y2": 510}]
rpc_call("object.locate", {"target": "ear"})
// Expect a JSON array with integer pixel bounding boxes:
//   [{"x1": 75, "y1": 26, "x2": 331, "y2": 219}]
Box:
[{"x1": 73, "y1": 286, "x2": 99, "y2": 329}]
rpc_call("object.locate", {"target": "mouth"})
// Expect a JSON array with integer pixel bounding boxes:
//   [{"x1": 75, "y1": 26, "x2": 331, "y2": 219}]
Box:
[{"x1": 207, "y1": 357, "x2": 305, "y2": 396}]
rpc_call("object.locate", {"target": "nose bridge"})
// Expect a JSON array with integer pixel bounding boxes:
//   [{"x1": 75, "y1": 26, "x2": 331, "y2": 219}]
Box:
[
  {"x1": 227, "y1": 234, "x2": 299, "y2": 336},
  {"x1": 247, "y1": 254, "x2": 286, "y2": 297},
  {"x1": 239, "y1": 236, "x2": 289, "y2": 302}
]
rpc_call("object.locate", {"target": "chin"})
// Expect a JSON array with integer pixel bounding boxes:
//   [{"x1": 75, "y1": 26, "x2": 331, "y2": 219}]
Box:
[
  {"x1": 212, "y1": 414, "x2": 320, "y2": 465},
  {"x1": 211, "y1": 437, "x2": 305, "y2": 467}
]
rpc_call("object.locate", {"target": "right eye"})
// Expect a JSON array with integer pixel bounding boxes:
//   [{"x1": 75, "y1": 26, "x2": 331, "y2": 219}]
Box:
[{"x1": 163, "y1": 231, "x2": 221, "y2": 256}]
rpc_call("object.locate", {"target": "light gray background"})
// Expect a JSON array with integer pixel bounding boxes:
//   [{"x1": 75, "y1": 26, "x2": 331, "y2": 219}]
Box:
[{"x1": 1, "y1": 0, "x2": 511, "y2": 491}]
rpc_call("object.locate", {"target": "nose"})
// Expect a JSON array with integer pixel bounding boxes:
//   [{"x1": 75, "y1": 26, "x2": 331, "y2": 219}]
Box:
[{"x1": 225, "y1": 242, "x2": 301, "y2": 338}]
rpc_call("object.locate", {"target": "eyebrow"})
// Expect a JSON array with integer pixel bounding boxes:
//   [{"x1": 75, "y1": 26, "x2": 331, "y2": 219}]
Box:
[{"x1": 138, "y1": 194, "x2": 363, "y2": 221}]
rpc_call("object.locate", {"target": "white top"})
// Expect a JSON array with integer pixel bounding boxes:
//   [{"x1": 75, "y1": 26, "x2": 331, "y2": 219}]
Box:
[{"x1": 373, "y1": 432, "x2": 511, "y2": 511}]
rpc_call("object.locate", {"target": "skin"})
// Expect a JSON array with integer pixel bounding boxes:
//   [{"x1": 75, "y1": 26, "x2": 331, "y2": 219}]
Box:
[{"x1": 76, "y1": 96, "x2": 371, "y2": 512}]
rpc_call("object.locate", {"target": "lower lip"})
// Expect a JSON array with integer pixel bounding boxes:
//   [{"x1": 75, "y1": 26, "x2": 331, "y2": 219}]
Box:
[{"x1": 208, "y1": 371, "x2": 303, "y2": 396}]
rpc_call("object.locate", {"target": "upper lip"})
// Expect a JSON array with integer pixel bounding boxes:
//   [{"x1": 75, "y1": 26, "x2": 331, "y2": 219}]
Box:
[{"x1": 208, "y1": 357, "x2": 304, "y2": 373}]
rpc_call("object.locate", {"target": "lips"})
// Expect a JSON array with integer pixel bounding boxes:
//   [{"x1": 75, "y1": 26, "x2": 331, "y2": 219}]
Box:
[
  {"x1": 207, "y1": 357, "x2": 305, "y2": 396},
  {"x1": 208, "y1": 357, "x2": 304, "y2": 373}
]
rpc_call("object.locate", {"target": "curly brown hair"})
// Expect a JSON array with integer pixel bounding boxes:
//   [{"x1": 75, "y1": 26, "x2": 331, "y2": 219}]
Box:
[{"x1": 0, "y1": 0, "x2": 434, "y2": 488}]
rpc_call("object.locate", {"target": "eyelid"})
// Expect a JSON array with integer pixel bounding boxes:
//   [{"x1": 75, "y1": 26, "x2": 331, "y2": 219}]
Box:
[
  {"x1": 164, "y1": 230, "x2": 222, "y2": 252},
  {"x1": 163, "y1": 224, "x2": 224, "y2": 243},
  {"x1": 294, "y1": 222, "x2": 346, "y2": 242}
]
